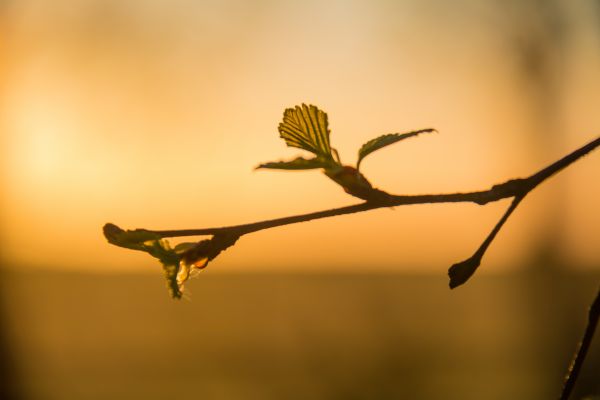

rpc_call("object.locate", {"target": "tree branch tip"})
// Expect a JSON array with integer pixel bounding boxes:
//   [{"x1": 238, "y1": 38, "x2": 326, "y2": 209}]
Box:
[
  {"x1": 103, "y1": 223, "x2": 123, "y2": 243},
  {"x1": 448, "y1": 257, "x2": 481, "y2": 289}
]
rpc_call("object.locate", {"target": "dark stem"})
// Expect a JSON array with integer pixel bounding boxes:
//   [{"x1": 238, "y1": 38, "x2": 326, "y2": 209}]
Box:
[
  {"x1": 447, "y1": 195, "x2": 525, "y2": 289},
  {"x1": 474, "y1": 195, "x2": 524, "y2": 261},
  {"x1": 153, "y1": 202, "x2": 376, "y2": 237},
  {"x1": 559, "y1": 285, "x2": 600, "y2": 400}
]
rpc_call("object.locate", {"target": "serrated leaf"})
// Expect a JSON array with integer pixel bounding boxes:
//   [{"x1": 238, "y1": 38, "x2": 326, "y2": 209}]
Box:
[
  {"x1": 356, "y1": 128, "x2": 436, "y2": 170},
  {"x1": 278, "y1": 104, "x2": 333, "y2": 158},
  {"x1": 256, "y1": 156, "x2": 335, "y2": 170}
]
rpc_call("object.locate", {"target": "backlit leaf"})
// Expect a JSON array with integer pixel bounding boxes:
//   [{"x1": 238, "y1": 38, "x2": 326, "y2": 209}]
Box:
[
  {"x1": 256, "y1": 156, "x2": 336, "y2": 170},
  {"x1": 356, "y1": 129, "x2": 436, "y2": 170},
  {"x1": 278, "y1": 104, "x2": 333, "y2": 158}
]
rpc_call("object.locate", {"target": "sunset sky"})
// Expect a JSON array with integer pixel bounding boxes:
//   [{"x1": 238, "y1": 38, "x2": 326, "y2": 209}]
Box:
[{"x1": 1, "y1": 0, "x2": 599, "y2": 273}]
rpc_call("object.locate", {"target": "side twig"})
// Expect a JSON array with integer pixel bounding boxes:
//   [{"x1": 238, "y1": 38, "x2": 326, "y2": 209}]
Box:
[{"x1": 448, "y1": 195, "x2": 524, "y2": 288}]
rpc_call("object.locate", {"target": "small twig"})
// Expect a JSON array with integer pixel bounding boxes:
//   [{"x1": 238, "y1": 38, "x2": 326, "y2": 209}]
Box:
[
  {"x1": 475, "y1": 196, "x2": 524, "y2": 266},
  {"x1": 559, "y1": 285, "x2": 600, "y2": 400},
  {"x1": 448, "y1": 195, "x2": 524, "y2": 288}
]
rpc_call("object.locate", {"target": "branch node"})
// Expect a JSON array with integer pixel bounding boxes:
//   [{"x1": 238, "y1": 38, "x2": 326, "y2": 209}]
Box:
[{"x1": 490, "y1": 178, "x2": 528, "y2": 198}]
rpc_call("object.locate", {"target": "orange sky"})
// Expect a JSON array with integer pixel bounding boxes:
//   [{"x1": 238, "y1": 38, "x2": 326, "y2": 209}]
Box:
[{"x1": 1, "y1": 1, "x2": 599, "y2": 273}]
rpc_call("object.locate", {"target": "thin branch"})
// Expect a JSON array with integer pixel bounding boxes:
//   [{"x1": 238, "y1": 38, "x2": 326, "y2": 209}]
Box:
[
  {"x1": 448, "y1": 195, "x2": 524, "y2": 288},
  {"x1": 528, "y1": 135, "x2": 600, "y2": 190},
  {"x1": 475, "y1": 196, "x2": 524, "y2": 262},
  {"x1": 153, "y1": 202, "x2": 375, "y2": 237},
  {"x1": 560, "y1": 285, "x2": 600, "y2": 400},
  {"x1": 154, "y1": 136, "x2": 600, "y2": 238}
]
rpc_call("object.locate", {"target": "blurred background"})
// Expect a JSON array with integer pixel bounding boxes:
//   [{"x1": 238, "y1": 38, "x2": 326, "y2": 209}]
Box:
[{"x1": 1, "y1": 0, "x2": 599, "y2": 399}]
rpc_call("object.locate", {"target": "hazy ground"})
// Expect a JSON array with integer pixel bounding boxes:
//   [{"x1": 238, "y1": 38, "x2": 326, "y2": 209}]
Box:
[{"x1": 1, "y1": 268, "x2": 599, "y2": 400}]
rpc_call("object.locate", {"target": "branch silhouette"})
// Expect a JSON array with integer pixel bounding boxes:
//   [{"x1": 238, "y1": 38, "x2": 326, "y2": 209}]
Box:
[
  {"x1": 106, "y1": 135, "x2": 600, "y2": 290},
  {"x1": 103, "y1": 104, "x2": 599, "y2": 398},
  {"x1": 103, "y1": 105, "x2": 599, "y2": 299}
]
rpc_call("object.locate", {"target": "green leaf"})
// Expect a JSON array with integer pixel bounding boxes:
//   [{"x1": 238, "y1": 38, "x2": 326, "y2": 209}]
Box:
[
  {"x1": 356, "y1": 128, "x2": 436, "y2": 170},
  {"x1": 256, "y1": 156, "x2": 336, "y2": 170},
  {"x1": 278, "y1": 104, "x2": 333, "y2": 158}
]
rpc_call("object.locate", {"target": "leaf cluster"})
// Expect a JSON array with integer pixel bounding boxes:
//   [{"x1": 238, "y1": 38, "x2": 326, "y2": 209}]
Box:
[
  {"x1": 257, "y1": 104, "x2": 434, "y2": 201},
  {"x1": 103, "y1": 223, "x2": 238, "y2": 298}
]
